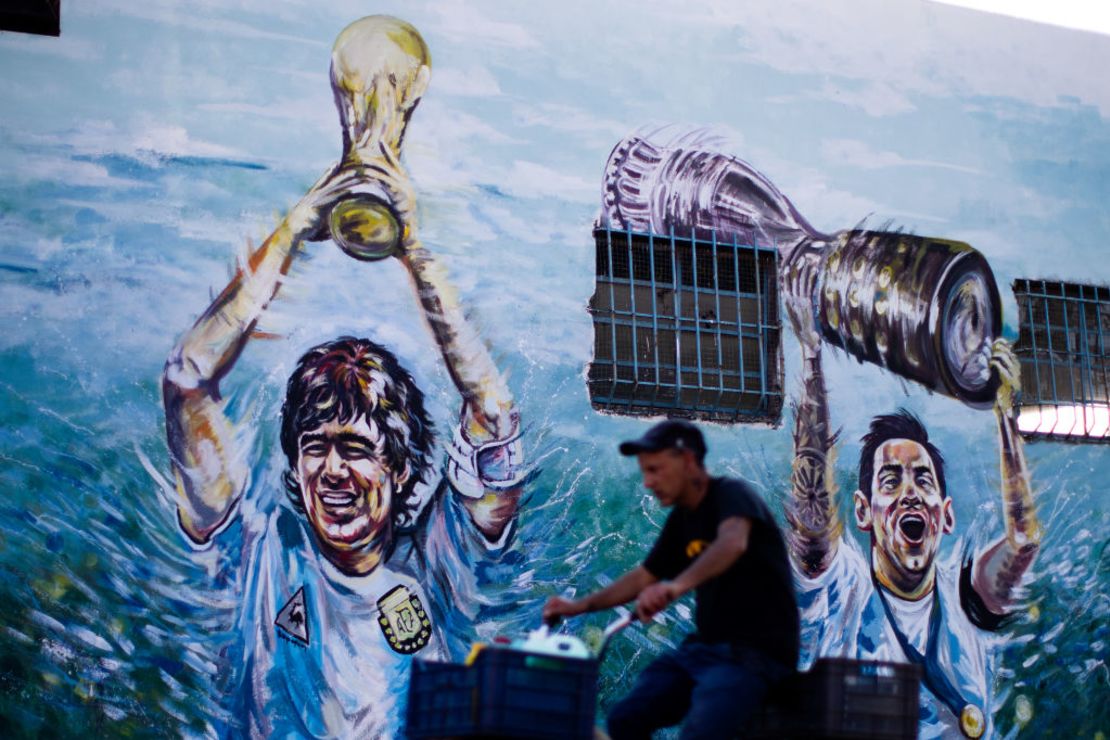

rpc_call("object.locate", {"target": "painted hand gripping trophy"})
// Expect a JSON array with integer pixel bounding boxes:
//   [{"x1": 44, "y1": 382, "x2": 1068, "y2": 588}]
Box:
[
  {"x1": 599, "y1": 132, "x2": 1002, "y2": 407},
  {"x1": 315, "y1": 18, "x2": 508, "y2": 416},
  {"x1": 314, "y1": 16, "x2": 429, "y2": 260}
]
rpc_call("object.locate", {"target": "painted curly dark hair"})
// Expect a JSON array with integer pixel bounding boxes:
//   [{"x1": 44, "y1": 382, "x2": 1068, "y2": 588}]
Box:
[{"x1": 280, "y1": 337, "x2": 435, "y2": 527}]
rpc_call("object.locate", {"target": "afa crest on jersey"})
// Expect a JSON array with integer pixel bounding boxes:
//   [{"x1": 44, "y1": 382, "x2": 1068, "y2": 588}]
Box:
[{"x1": 376, "y1": 585, "x2": 432, "y2": 654}]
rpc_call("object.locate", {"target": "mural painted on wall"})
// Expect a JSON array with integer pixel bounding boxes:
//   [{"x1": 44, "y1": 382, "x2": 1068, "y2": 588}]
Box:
[{"x1": 0, "y1": 1, "x2": 1107, "y2": 738}]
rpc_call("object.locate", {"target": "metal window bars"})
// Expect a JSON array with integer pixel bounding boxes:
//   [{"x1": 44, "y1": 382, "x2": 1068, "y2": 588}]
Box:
[
  {"x1": 587, "y1": 226, "x2": 783, "y2": 424},
  {"x1": 1013, "y1": 278, "x2": 1110, "y2": 442}
]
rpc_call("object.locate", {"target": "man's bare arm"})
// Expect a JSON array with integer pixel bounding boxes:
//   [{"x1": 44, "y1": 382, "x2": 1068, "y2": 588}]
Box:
[
  {"x1": 542, "y1": 566, "x2": 658, "y2": 623},
  {"x1": 972, "y1": 339, "x2": 1042, "y2": 614},
  {"x1": 163, "y1": 166, "x2": 356, "y2": 543},
  {"x1": 783, "y1": 248, "x2": 841, "y2": 577}
]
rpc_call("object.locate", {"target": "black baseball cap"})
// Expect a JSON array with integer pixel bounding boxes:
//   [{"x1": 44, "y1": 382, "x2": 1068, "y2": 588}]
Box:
[{"x1": 618, "y1": 419, "x2": 707, "y2": 461}]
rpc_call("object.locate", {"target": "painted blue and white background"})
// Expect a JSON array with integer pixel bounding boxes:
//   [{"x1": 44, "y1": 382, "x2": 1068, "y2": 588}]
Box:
[{"x1": 1, "y1": 0, "x2": 1108, "y2": 736}]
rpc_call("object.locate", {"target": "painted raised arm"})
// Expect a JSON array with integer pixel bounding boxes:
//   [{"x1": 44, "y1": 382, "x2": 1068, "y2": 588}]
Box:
[
  {"x1": 783, "y1": 246, "x2": 842, "y2": 577},
  {"x1": 377, "y1": 149, "x2": 521, "y2": 540},
  {"x1": 972, "y1": 339, "x2": 1042, "y2": 613},
  {"x1": 162, "y1": 165, "x2": 358, "y2": 543}
]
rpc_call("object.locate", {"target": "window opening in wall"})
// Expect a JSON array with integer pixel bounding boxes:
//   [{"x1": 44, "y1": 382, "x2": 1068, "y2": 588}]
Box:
[
  {"x1": 587, "y1": 226, "x2": 782, "y2": 424},
  {"x1": 1013, "y1": 278, "x2": 1110, "y2": 442}
]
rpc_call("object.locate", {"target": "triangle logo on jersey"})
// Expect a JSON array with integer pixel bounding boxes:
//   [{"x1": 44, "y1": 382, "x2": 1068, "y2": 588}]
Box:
[{"x1": 275, "y1": 586, "x2": 309, "y2": 646}]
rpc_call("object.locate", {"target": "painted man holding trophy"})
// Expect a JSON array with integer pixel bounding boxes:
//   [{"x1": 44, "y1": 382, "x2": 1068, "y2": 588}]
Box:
[
  {"x1": 600, "y1": 129, "x2": 1042, "y2": 739},
  {"x1": 162, "y1": 17, "x2": 523, "y2": 738}
]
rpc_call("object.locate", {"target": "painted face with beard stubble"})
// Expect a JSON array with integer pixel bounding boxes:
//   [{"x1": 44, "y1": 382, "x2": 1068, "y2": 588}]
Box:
[
  {"x1": 854, "y1": 438, "x2": 954, "y2": 597},
  {"x1": 295, "y1": 414, "x2": 409, "y2": 575}
]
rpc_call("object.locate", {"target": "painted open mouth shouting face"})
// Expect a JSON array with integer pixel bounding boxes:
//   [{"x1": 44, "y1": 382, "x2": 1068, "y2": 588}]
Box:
[
  {"x1": 296, "y1": 415, "x2": 408, "y2": 567},
  {"x1": 898, "y1": 512, "x2": 928, "y2": 545},
  {"x1": 855, "y1": 438, "x2": 955, "y2": 594}
]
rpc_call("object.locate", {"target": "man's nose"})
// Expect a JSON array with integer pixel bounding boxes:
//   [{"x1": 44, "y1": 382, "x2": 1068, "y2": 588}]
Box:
[
  {"x1": 900, "y1": 485, "x2": 923, "y2": 505},
  {"x1": 322, "y1": 447, "x2": 348, "y2": 478}
]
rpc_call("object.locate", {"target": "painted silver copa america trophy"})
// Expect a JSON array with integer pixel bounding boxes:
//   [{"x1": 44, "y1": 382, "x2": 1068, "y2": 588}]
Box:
[{"x1": 599, "y1": 131, "x2": 1001, "y2": 408}]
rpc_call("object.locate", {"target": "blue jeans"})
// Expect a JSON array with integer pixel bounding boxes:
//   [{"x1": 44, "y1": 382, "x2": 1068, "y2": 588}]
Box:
[{"x1": 607, "y1": 639, "x2": 791, "y2": 740}]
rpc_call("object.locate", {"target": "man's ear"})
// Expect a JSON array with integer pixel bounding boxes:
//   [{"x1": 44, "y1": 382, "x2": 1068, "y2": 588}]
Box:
[
  {"x1": 682, "y1": 449, "x2": 701, "y2": 472},
  {"x1": 941, "y1": 497, "x2": 955, "y2": 534},
  {"x1": 853, "y1": 489, "x2": 872, "y2": 531}
]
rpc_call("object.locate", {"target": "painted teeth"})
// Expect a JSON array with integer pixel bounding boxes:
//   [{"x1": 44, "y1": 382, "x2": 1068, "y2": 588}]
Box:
[
  {"x1": 321, "y1": 492, "x2": 355, "y2": 505},
  {"x1": 326, "y1": 514, "x2": 369, "y2": 541}
]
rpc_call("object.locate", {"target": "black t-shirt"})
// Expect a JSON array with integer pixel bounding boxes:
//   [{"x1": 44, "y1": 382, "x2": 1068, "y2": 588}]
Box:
[{"x1": 643, "y1": 477, "x2": 800, "y2": 668}]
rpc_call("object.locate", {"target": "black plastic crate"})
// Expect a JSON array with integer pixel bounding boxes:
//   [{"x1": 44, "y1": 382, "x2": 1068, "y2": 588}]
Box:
[
  {"x1": 752, "y1": 658, "x2": 921, "y2": 740},
  {"x1": 406, "y1": 647, "x2": 598, "y2": 739}
]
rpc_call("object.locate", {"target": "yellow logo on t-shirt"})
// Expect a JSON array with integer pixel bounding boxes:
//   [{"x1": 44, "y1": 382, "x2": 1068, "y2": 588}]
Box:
[{"x1": 685, "y1": 539, "x2": 709, "y2": 558}]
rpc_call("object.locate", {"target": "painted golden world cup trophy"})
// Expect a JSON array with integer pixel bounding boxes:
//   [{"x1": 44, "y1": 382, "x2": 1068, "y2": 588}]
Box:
[
  {"x1": 319, "y1": 16, "x2": 431, "y2": 261},
  {"x1": 599, "y1": 132, "x2": 1001, "y2": 408}
]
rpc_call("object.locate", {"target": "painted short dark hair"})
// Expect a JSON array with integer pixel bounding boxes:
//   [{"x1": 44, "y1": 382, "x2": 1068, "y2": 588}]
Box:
[
  {"x1": 857, "y1": 409, "x2": 947, "y2": 499},
  {"x1": 280, "y1": 337, "x2": 435, "y2": 527}
]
